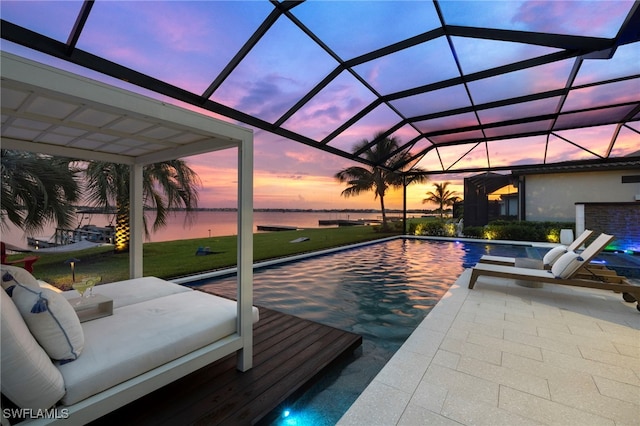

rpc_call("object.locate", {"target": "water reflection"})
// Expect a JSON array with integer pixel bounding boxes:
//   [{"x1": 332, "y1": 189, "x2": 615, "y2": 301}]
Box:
[{"x1": 195, "y1": 238, "x2": 531, "y2": 426}]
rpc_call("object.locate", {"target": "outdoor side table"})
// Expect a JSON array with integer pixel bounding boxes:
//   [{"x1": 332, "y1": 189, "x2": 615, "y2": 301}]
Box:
[
  {"x1": 514, "y1": 257, "x2": 544, "y2": 288},
  {"x1": 70, "y1": 294, "x2": 114, "y2": 322}
]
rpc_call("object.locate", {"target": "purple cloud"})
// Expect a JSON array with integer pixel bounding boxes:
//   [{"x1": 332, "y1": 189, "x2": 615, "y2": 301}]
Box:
[{"x1": 512, "y1": 1, "x2": 633, "y2": 37}]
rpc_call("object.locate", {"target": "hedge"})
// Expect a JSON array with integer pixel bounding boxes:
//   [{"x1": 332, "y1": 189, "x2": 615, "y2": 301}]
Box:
[{"x1": 462, "y1": 220, "x2": 574, "y2": 243}]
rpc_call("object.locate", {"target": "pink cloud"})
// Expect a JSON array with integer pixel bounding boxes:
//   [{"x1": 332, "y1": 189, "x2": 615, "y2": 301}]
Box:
[
  {"x1": 218, "y1": 73, "x2": 305, "y2": 122},
  {"x1": 415, "y1": 112, "x2": 480, "y2": 134},
  {"x1": 80, "y1": 29, "x2": 153, "y2": 70},
  {"x1": 563, "y1": 80, "x2": 640, "y2": 112},
  {"x1": 611, "y1": 127, "x2": 640, "y2": 156},
  {"x1": 140, "y1": 5, "x2": 214, "y2": 53},
  {"x1": 365, "y1": 63, "x2": 381, "y2": 87},
  {"x1": 284, "y1": 150, "x2": 318, "y2": 164},
  {"x1": 282, "y1": 72, "x2": 375, "y2": 140},
  {"x1": 487, "y1": 136, "x2": 547, "y2": 167},
  {"x1": 512, "y1": 1, "x2": 633, "y2": 37}
]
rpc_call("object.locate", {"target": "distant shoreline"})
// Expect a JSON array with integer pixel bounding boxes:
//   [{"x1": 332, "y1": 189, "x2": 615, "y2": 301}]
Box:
[
  {"x1": 76, "y1": 207, "x2": 439, "y2": 214},
  {"x1": 5, "y1": 210, "x2": 443, "y2": 249}
]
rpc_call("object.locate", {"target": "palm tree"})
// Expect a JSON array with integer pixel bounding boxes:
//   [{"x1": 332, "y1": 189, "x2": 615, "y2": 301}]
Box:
[
  {"x1": 423, "y1": 182, "x2": 460, "y2": 219},
  {"x1": 335, "y1": 132, "x2": 428, "y2": 225},
  {"x1": 1, "y1": 150, "x2": 79, "y2": 234},
  {"x1": 83, "y1": 160, "x2": 201, "y2": 253}
]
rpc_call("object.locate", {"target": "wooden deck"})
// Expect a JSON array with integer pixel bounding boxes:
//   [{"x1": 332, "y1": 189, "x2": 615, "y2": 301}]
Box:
[{"x1": 90, "y1": 305, "x2": 362, "y2": 425}]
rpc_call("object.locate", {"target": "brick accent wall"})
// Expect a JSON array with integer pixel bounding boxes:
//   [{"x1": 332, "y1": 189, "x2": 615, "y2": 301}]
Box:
[{"x1": 584, "y1": 202, "x2": 640, "y2": 253}]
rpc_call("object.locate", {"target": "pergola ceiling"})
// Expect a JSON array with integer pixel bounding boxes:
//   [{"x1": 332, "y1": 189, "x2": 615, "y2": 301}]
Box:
[
  {"x1": 0, "y1": 51, "x2": 255, "y2": 280},
  {"x1": 1, "y1": 52, "x2": 252, "y2": 165},
  {"x1": 1, "y1": 0, "x2": 639, "y2": 174}
]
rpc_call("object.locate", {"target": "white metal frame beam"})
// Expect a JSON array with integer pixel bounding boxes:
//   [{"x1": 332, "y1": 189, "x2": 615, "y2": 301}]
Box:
[{"x1": 1, "y1": 51, "x2": 255, "y2": 371}]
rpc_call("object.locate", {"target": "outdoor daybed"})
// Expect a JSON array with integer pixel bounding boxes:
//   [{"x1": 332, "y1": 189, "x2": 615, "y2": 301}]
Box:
[{"x1": 1, "y1": 265, "x2": 259, "y2": 425}]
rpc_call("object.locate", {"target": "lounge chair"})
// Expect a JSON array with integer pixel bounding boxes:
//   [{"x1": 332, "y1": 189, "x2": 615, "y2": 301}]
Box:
[
  {"x1": 478, "y1": 229, "x2": 594, "y2": 268},
  {"x1": 469, "y1": 233, "x2": 640, "y2": 311},
  {"x1": 1, "y1": 242, "x2": 38, "y2": 273}
]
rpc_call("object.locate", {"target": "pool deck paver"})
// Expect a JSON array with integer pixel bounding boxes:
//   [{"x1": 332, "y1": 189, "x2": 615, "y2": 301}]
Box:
[{"x1": 338, "y1": 269, "x2": 640, "y2": 426}]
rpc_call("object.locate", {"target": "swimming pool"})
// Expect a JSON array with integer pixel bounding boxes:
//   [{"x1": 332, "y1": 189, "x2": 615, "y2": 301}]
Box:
[{"x1": 192, "y1": 238, "x2": 542, "y2": 425}]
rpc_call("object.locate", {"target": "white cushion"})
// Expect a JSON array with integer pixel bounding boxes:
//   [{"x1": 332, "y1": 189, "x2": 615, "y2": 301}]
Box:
[
  {"x1": 61, "y1": 276, "x2": 192, "y2": 309},
  {"x1": 542, "y1": 245, "x2": 568, "y2": 267},
  {"x1": 1, "y1": 264, "x2": 40, "y2": 291},
  {"x1": 0, "y1": 290, "x2": 65, "y2": 409},
  {"x1": 58, "y1": 291, "x2": 259, "y2": 405},
  {"x1": 551, "y1": 251, "x2": 584, "y2": 279},
  {"x1": 12, "y1": 283, "x2": 84, "y2": 362}
]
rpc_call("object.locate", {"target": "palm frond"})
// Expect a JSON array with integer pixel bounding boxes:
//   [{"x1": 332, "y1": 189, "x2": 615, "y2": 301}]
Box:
[
  {"x1": 81, "y1": 158, "x2": 200, "y2": 249},
  {"x1": 1, "y1": 150, "x2": 79, "y2": 233},
  {"x1": 334, "y1": 133, "x2": 429, "y2": 223}
]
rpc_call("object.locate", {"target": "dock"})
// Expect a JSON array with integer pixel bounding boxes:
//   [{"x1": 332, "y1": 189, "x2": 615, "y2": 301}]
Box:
[
  {"x1": 256, "y1": 224, "x2": 299, "y2": 231},
  {"x1": 27, "y1": 225, "x2": 115, "y2": 248},
  {"x1": 318, "y1": 219, "x2": 378, "y2": 226},
  {"x1": 91, "y1": 304, "x2": 362, "y2": 425}
]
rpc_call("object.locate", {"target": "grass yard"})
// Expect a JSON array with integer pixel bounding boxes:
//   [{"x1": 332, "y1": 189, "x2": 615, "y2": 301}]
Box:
[{"x1": 11, "y1": 225, "x2": 400, "y2": 289}]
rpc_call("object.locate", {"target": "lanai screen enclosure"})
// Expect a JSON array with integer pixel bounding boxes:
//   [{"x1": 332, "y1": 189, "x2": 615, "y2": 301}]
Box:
[
  {"x1": 0, "y1": 2, "x2": 637, "y2": 421},
  {"x1": 1, "y1": 1, "x2": 638, "y2": 180}
]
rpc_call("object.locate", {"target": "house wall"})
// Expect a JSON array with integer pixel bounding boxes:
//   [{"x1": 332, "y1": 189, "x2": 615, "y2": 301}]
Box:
[{"x1": 525, "y1": 169, "x2": 639, "y2": 222}]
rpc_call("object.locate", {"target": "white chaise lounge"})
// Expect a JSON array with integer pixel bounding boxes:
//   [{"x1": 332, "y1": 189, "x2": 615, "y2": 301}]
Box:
[
  {"x1": 478, "y1": 229, "x2": 594, "y2": 268},
  {"x1": 1, "y1": 265, "x2": 258, "y2": 425},
  {"x1": 469, "y1": 234, "x2": 640, "y2": 311}
]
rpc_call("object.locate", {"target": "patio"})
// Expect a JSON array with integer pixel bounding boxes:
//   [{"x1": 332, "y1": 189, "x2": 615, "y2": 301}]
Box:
[{"x1": 339, "y1": 270, "x2": 640, "y2": 425}]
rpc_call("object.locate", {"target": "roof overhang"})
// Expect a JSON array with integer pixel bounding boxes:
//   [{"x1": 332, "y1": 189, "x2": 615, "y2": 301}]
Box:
[
  {"x1": 511, "y1": 157, "x2": 640, "y2": 176},
  {"x1": 1, "y1": 52, "x2": 253, "y2": 165}
]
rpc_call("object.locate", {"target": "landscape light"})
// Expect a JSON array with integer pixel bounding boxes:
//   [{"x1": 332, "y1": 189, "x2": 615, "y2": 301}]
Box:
[{"x1": 64, "y1": 258, "x2": 81, "y2": 282}]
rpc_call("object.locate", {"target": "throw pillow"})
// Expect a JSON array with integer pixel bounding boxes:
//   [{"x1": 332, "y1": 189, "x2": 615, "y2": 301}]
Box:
[
  {"x1": 542, "y1": 245, "x2": 567, "y2": 268},
  {"x1": 1, "y1": 290, "x2": 66, "y2": 409},
  {"x1": 551, "y1": 251, "x2": 584, "y2": 279},
  {"x1": 1, "y1": 264, "x2": 39, "y2": 294},
  {"x1": 12, "y1": 282, "x2": 84, "y2": 362}
]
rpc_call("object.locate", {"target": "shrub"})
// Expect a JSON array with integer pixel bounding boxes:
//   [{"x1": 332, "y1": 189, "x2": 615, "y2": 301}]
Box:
[
  {"x1": 414, "y1": 220, "x2": 458, "y2": 237},
  {"x1": 462, "y1": 226, "x2": 483, "y2": 238},
  {"x1": 545, "y1": 227, "x2": 560, "y2": 243},
  {"x1": 407, "y1": 222, "x2": 417, "y2": 235},
  {"x1": 415, "y1": 221, "x2": 441, "y2": 236},
  {"x1": 442, "y1": 223, "x2": 457, "y2": 237},
  {"x1": 373, "y1": 221, "x2": 405, "y2": 233},
  {"x1": 469, "y1": 220, "x2": 574, "y2": 242},
  {"x1": 404, "y1": 219, "x2": 574, "y2": 242}
]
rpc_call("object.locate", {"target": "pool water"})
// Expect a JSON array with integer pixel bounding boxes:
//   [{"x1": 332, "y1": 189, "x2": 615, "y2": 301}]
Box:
[{"x1": 193, "y1": 239, "x2": 539, "y2": 425}]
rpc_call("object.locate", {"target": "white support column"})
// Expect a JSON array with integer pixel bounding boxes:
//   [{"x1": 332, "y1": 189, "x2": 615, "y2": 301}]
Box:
[
  {"x1": 129, "y1": 164, "x2": 144, "y2": 278},
  {"x1": 236, "y1": 136, "x2": 254, "y2": 371}
]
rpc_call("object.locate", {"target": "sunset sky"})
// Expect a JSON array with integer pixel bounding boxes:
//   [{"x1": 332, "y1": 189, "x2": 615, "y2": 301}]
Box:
[{"x1": 2, "y1": 1, "x2": 638, "y2": 211}]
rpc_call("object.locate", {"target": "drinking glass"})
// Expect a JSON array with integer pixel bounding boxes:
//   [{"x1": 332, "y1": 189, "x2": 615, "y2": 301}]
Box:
[{"x1": 72, "y1": 276, "x2": 101, "y2": 304}]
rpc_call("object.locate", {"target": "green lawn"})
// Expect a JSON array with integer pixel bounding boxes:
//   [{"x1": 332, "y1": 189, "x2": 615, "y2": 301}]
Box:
[{"x1": 10, "y1": 225, "x2": 401, "y2": 289}]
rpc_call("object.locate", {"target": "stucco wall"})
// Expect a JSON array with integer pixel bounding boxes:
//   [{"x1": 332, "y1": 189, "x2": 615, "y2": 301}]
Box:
[{"x1": 525, "y1": 169, "x2": 640, "y2": 222}]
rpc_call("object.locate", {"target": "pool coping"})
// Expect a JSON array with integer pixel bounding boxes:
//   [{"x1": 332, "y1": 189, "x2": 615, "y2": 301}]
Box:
[
  {"x1": 173, "y1": 236, "x2": 639, "y2": 424},
  {"x1": 172, "y1": 235, "x2": 556, "y2": 285},
  {"x1": 337, "y1": 270, "x2": 640, "y2": 425}
]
